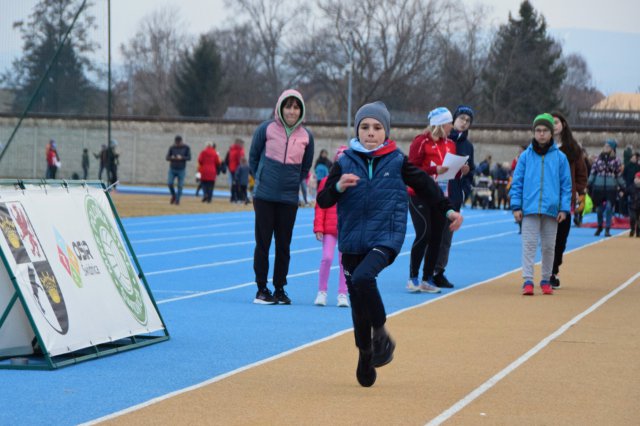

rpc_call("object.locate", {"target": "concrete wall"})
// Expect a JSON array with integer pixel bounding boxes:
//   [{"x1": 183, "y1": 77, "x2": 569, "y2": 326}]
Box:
[{"x1": 1, "y1": 117, "x2": 638, "y2": 184}]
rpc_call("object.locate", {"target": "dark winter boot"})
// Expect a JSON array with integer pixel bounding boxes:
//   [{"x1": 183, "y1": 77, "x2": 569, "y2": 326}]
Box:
[
  {"x1": 604, "y1": 228, "x2": 611, "y2": 237},
  {"x1": 356, "y1": 349, "x2": 376, "y2": 387},
  {"x1": 594, "y1": 226, "x2": 603, "y2": 236}
]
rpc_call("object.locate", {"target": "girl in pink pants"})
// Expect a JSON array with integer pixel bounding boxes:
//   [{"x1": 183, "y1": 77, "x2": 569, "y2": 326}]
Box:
[{"x1": 314, "y1": 146, "x2": 348, "y2": 307}]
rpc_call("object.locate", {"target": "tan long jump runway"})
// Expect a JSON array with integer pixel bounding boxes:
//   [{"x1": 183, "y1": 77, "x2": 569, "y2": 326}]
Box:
[{"x1": 102, "y1": 234, "x2": 639, "y2": 425}]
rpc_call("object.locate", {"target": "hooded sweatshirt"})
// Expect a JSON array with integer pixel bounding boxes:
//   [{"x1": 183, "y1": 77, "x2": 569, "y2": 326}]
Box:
[{"x1": 249, "y1": 89, "x2": 315, "y2": 205}]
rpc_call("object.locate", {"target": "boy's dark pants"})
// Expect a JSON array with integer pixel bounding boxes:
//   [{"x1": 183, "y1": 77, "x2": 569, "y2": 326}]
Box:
[
  {"x1": 552, "y1": 213, "x2": 571, "y2": 276},
  {"x1": 253, "y1": 198, "x2": 298, "y2": 288},
  {"x1": 342, "y1": 247, "x2": 392, "y2": 351}
]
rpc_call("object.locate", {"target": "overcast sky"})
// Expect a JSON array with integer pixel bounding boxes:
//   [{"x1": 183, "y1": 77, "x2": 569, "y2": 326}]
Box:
[{"x1": 2, "y1": 0, "x2": 639, "y2": 94}]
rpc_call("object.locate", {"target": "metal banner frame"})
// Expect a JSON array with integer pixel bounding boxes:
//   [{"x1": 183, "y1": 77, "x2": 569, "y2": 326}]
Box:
[{"x1": 0, "y1": 179, "x2": 169, "y2": 370}]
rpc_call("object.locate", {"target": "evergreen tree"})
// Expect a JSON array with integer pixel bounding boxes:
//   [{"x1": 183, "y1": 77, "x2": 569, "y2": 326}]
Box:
[
  {"x1": 1, "y1": 0, "x2": 99, "y2": 114},
  {"x1": 172, "y1": 35, "x2": 222, "y2": 117},
  {"x1": 481, "y1": 1, "x2": 566, "y2": 123}
]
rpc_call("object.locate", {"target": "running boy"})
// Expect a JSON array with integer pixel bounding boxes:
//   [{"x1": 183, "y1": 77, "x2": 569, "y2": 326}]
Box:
[
  {"x1": 509, "y1": 113, "x2": 572, "y2": 296},
  {"x1": 317, "y1": 101, "x2": 463, "y2": 387}
]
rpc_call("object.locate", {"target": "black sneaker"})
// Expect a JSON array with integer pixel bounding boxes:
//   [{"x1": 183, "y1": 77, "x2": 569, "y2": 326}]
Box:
[
  {"x1": 372, "y1": 335, "x2": 396, "y2": 368},
  {"x1": 356, "y1": 350, "x2": 376, "y2": 387},
  {"x1": 274, "y1": 288, "x2": 291, "y2": 305},
  {"x1": 550, "y1": 275, "x2": 561, "y2": 289},
  {"x1": 432, "y1": 273, "x2": 454, "y2": 288},
  {"x1": 253, "y1": 287, "x2": 276, "y2": 305}
]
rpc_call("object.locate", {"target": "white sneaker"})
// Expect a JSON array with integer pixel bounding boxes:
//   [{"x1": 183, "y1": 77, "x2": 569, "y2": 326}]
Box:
[
  {"x1": 418, "y1": 280, "x2": 441, "y2": 294},
  {"x1": 406, "y1": 278, "x2": 421, "y2": 293},
  {"x1": 314, "y1": 291, "x2": 327, "y2": 306},
  {"x1": 337, "y1": 293, "x2": 349, "y2": 307}
]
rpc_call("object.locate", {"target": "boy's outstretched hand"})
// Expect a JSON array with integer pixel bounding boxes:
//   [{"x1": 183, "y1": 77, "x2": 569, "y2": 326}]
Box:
[
  {"x1": 447, "y1": 211, "x2": 463, "y2": 231},
  {"x1": 337, "y1": 173, "x2": 360, "y2": 192}
]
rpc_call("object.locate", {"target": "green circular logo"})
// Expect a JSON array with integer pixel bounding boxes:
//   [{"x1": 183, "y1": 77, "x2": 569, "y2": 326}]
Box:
[{"x1": 85, "y1": 196, "x2": 147, "y2": 325}]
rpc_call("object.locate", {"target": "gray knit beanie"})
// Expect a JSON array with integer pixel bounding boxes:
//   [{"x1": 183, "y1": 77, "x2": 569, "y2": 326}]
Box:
[{"x1": 354, "y1": 101, "x2": 391, "y2": 140}]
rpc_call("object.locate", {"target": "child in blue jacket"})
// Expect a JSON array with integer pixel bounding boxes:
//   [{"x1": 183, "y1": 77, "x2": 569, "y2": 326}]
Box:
[
  {"x1": 509, "y1": 113, "x2": 572, "y2": 296},
  {"x1": 317, "y1": 102, "x2": 463, "y2": 387}
]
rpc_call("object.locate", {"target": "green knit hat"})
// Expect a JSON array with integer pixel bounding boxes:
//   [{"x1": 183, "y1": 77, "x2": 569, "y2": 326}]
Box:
[{"x1": 532, "y1": 113, "x2": 554, "y2": 132}]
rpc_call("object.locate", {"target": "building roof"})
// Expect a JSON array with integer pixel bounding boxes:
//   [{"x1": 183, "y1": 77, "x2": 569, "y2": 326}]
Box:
[{"x1": 591, "y1": 93, "x2": 640, "y2": 111}]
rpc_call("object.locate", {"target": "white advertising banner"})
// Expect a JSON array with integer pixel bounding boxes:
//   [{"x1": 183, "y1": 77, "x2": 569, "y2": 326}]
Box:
[{"x1": 0, "y1": 184, "x2": 164, "y2": 357}]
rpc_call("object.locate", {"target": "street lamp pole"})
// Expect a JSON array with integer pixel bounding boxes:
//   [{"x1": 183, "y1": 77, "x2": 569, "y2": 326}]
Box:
[
  {"x1": 345, "y1": 24, "x2": 355, "y2": 141},
  {"x1": 346, "y1": 58, "x2": 353, "y2": 140}
]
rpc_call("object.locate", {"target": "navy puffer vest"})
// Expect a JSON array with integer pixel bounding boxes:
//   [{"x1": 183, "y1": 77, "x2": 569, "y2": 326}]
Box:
[{"x1": 337, "y1": 149, "x2": 408, "y2": 255}]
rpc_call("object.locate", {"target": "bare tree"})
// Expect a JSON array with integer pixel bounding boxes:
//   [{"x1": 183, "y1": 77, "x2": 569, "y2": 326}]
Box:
[
  {"x1": 433, "y1": 2, "x2": 490, "y2": 113},
  {"x1": 289, "y1": 0, "x2": 447, "y2": 121},
  {"x1": 210, "y1": 24, "x2": 272, "y2": 110},
  {"x1": 560, "y1": 53, "x2": 603, "y2": 121},
  {"x1": 116, "y1": 7, "x2": 188, "y2": 116},
  {"x1": 224, "y1": 0, "x2": 310, "y2": 101}
]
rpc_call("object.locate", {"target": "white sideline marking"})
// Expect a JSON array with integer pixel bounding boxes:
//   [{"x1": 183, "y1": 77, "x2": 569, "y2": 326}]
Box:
[
  {"x1": 150, "y1": 230, "x2": 514, "y2": 292},
  {"x1": 426, "y1": 270, "x2": 640, "y2": 426},
  {"x1": 125, "y1": 220, "x2": 253, "y2": 235},
  {"x1": 81, "y1": 235, "x2": 621, "y2": 425},
  {"x1": 138, "y1": 217, "x2": 513, "y2": 261},
  {"x1": 78, "y1": 329, "x2": 354, "y2": 426},
  {"x1": 137, "y1": 234, "x2": 315, "y2": 258}
]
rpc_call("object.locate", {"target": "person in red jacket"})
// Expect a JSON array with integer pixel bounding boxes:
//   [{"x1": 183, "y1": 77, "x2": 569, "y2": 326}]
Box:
[
  {"x1": 407, "y1": 107, "x2": 456, "y2": 293},
  {"x1": 226, "y1": 138, "x2": 245, "y2": 202},
  {"x1": 197, "y1": 142, "x2": 221, "y2": 203},
  {"x1": 313, "y1": 145, "x2": 348, "y2": 307}
]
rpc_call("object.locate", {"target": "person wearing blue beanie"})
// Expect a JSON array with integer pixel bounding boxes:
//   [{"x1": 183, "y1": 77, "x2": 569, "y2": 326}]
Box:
[
  {"x1": 432, "y1": 105, "x2": 477, "y2": 289},
  {"x1": 317, "y1": 101, "x2": 463, "y2": 387}
]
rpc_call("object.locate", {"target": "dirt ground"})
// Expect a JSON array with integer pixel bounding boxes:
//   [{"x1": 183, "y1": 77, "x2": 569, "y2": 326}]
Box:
[{"x1": 109, "y1": 191, "x2": 254, "y2": 217}]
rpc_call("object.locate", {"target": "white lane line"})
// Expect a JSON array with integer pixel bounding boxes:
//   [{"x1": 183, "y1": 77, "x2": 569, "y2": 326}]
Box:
[
  {"x1": 78, "y1": 328, "x2": 353, "y2": 426},
  {"x1": 145, "y1": 247, "x2": 321, "y2": 276},
  {"x1": 130, "y1": 224, "x2": 313, "y2": 244},
  {"x1": 152, "y1": 231, "x2": 516, "y2": 299},
  {"x1": 124, "y1": 213, "x2": 252, "y2": 227},
  {"x1": 137, "y1": 234, "x2": 316, "y2": 258},
  {"x1": 156, "y1": 269, "x2": 322, "y2": 304},
  {"x1": 426, "y1": 270, "x2": 640, "y2": 426},
  {"x1": 81, "y1": 234, "x2": 617, "y2": 425},
  {"x1": 126, "y1": 220, "x2": 253, "y2": 235},
  {"x1": 134, "y1": 218, "x2": 513, "y2": 256}
]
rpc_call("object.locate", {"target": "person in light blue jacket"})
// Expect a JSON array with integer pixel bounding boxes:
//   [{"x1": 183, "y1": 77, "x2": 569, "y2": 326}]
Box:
[{"x1": 509, "y1": 113, "x2": 571, "y2": 296}]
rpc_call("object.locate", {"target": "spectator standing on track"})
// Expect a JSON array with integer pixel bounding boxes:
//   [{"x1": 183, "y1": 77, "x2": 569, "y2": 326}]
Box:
[
  {"x1": 510, "y1": 113, "x2": 571, "y2": 296},
  {"x1": 94, "y1": 144, "x2": 108, "y2": 180},
  {"x1": 317, "y1": 101, "x2": 462, "y2": 387},
  {"x1": 314, "y1": 149, "x2": 333, "y2": 182},
  {"x1": 106, "y1": 139, "x2": 120, "y2": 188},
  {"x1": 433, "y1": 105, "x2": 476, "y2": 289},
  {"x1": 226, "y1": 139, "x2": 245, "y2": 203},
  {"x1": 197, "y1": 142, "x2": 221, "y2": 203},
  {"x1": 235, "y1": 157, "x2": 251, "y2": 204},
  {"x1": 313, "y1": 145, "x2": 349, "y2": 308},
  {"x1": 587, "y1": 140, "x2": 625, "y2": 237},
  {"x1": 81, "y1": 148, "x2": 89, "y2": 180},
  {"x1": 249, "y1": 89, "x2": 314, "y2": 305},
  {"x1": 549, "y1": 111, "x2": 588, "y2": 289},
  {"x1": 166, "y1": 135, "x2": 191, "y2": 205},
  {"x1": 406, "y1": 107, "x2": 456, "y2": 294},
  {"x1": 492, "y1": 162, "x2": 510, "y2": 209},
  {"x1": 45, "y1": 139, "x2": 60, "y2": 179},
  {"x1": 628, "y1": 172, "x2": 640, "y2": 237}
]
